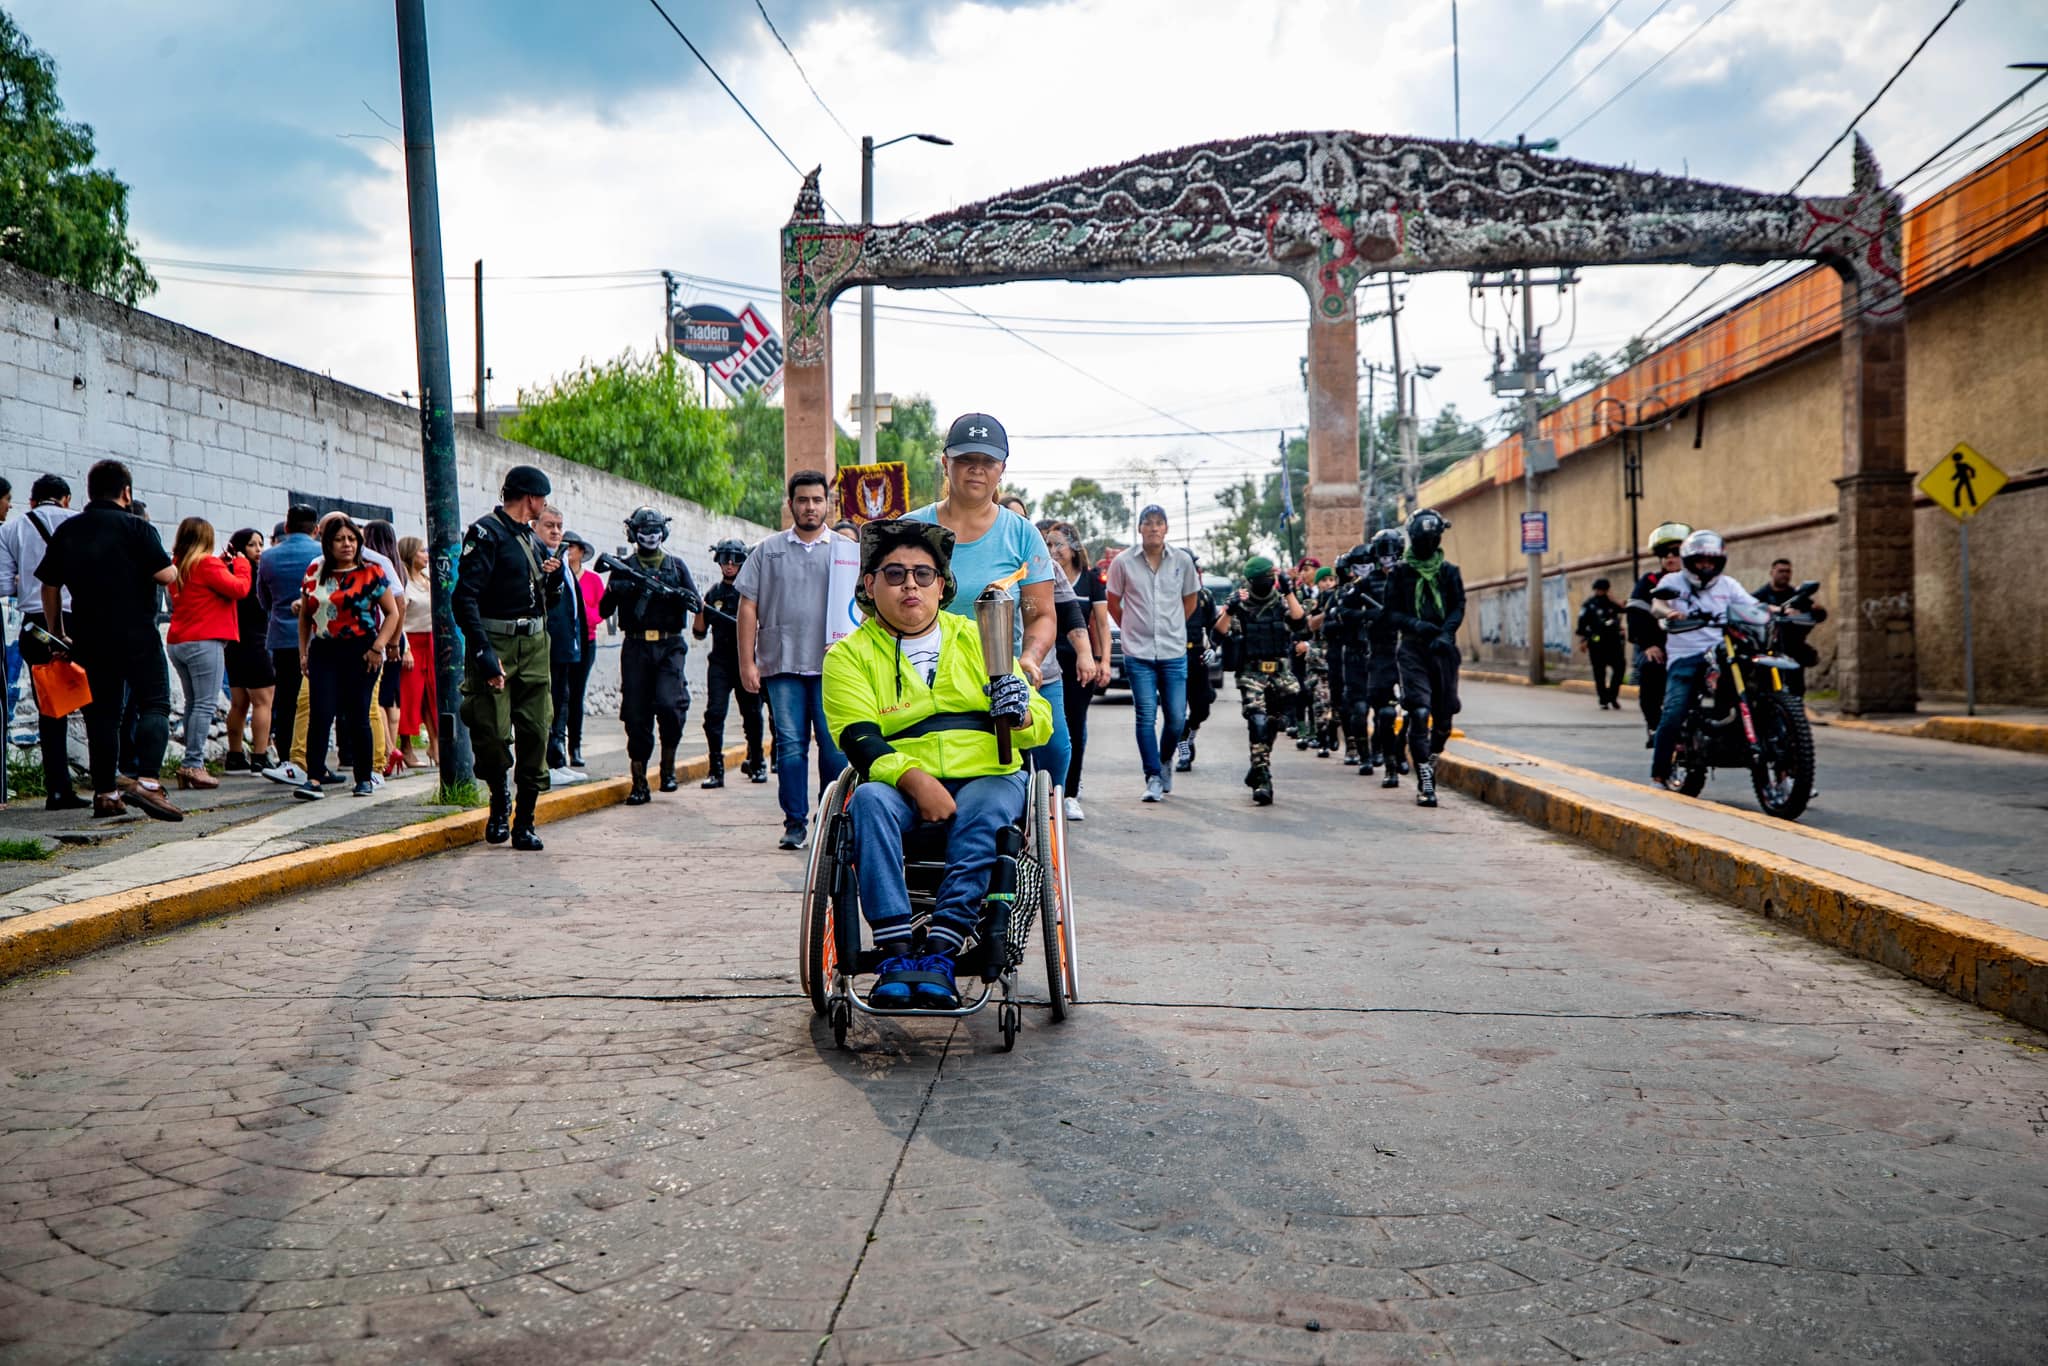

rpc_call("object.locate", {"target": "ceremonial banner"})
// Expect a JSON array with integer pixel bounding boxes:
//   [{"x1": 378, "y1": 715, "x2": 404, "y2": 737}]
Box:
[{"x1": 834, "y1": 461, "x2": 909, "y2": 525}]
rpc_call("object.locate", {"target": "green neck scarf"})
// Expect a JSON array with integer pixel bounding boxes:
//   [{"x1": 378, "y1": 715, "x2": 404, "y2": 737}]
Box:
[{"x1": 1405, "y1": 548, "x2": 1446, "y2": 614}]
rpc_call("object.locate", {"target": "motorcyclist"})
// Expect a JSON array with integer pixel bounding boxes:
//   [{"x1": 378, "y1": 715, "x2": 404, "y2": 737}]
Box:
[
  {"x1": 1648, "y1": 529, "x2": 1762, "y2": 791},
  {"x1": 1627, "y1": 522, "x2": 1690, "y2": 747},
  {"x1": 1751, "y1": 557, "x2": 1829, "y2": 696},
  {"x1": 1385, "y1": 510, "x2": 1463, "y2": 807}
]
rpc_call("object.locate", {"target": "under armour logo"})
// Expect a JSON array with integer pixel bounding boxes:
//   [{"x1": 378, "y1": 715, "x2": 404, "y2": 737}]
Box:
[{"x1": 968, "y1": 425, "x2": 989, "y2": 438}]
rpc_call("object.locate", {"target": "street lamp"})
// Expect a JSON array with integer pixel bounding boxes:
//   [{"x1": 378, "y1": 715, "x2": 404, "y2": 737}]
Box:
[
  {"x1": 861, "y1": 132, "x2": 952, "y2": 462},
  {"x1": 1404, "y1": 363, "x2": 1441, "y2": 505}
]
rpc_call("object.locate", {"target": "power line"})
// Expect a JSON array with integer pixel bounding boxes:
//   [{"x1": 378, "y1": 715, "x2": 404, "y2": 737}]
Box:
[
  {"x1": 1520, "y1": 0, "x2": 1673, "y2": 137},
  {"x1": 753, "y1": 0, "x2": 854, "y2": 142},
  {"x1": 1788, "y1": 0, "x2": 1967, "y2": 193},
  {"x1": 1558, "y1": 0, "x2": 1741, "y2": 142},
  {"x1": 644, "y1": 0, "x2": 805, "y2": 177},
  {"x1": 1478, "y1": 0, "x2": 1628, "y2": 140},
  {"x1": 1009, "y1": 426, "x2": 1288, "y2": 440}
]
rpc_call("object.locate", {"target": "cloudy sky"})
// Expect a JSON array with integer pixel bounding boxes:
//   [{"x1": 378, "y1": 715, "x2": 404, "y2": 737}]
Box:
[{"x1": 13, "y1": 0, "x2": 2045, "y2": 539}]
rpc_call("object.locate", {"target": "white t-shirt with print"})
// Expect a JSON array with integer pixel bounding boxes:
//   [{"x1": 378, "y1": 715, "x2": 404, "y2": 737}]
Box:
[
  {"x1": 896, "y1": 624, "x2": 943, "y2": 689},
  {"x1": 1653, "y1": 571, "x2": 1759, "y2": 662}
]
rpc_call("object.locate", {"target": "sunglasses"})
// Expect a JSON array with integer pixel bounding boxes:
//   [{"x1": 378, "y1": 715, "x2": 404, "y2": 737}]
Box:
[{"x1": 876, "y1": 564, "x2": 940, "y2": 587}]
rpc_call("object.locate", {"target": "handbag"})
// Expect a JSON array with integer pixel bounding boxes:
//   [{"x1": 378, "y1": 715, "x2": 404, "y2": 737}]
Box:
[{"x1": 30, "y1": 658, "x2": 92, "y2": 718}]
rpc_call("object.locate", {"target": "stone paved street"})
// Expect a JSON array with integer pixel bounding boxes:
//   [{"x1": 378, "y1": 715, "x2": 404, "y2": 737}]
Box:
[{"x1": 1, "y1": 719, "x2": 2045, "y2": 1363}]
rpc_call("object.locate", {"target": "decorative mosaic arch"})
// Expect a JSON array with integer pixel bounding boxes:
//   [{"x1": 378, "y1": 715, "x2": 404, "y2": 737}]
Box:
[{"x1": 781, "y1": 130, "x2": 1902, "y2": 363}]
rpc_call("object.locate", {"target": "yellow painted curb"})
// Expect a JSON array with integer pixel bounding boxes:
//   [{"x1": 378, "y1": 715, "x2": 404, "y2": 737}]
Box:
[
  {"x1": 1464, "y1": 668, "x2": 1639, "y2": 700},
  {"x1": 1434, "y1": 748, "x2": 2048, "y2": 1032},
  {"x1": 0, "y1": 744, "x2": 748, "y2": 983},
  {"x1": 1819, "y1": 712, "x2": 2048, "y2": 757}
]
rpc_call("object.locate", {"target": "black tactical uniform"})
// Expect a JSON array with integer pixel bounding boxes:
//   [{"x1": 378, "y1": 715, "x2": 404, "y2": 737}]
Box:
[
  {"x1": 1219, "y1": 556, "x2": 1306, "y2": 806},
  {"x1": 453, "y1": 465, "x2": 561, "y2": 848},
  {"x1": 1341, "y1": 531, "x2": 1406, "y2": 781},
  {"x1": 1178, "y1": 579, "x2": 1219, "y2": 770},
  {"x1": 694, "y1": 540, "x2": 766, "y2": 788},
  {"x1": 1385, "y1": 509, "x2": 1464, "y2": 807},
  {"x1": 602, "y1": 509, "x2": 699, "y2": 803},
  {"x1": 1576, "y1": 589, "x2": 1627, "y2": 708}
]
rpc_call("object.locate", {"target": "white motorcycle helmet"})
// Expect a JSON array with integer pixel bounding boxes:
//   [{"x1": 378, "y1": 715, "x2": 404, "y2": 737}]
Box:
[{"x1": 1679, "y1": 529, "x2": 1727, "y2": 589}]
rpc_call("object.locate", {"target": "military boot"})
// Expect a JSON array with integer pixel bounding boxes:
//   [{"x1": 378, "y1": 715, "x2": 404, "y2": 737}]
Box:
[
  {"x1": 1247, "y1": 763, "x2": 1273, "y2": 806},
  {"x1": 1381, "y1": 755, "x2": 1401, "y2": 789},
  {"x1": 659, "y1": 746, "x2": 679, "y2": 793},
  {"x1": 511, "y1": 790, "x2": 545, "y2": 850},
  {"x1": 700, "y1": 755, "x2": 725, "y2": 789},
  {"x1": 484, "y1": 781, "x2": 512, "y2": 844},
  {"x1": 625, "y1": 767, "x2": 652, "y2": 806},
  {"x1": 1415, "y1": 761, "x2": 1438, "y2": 808}
]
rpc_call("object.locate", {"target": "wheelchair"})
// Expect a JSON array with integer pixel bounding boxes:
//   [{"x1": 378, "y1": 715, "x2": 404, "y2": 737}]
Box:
[{"x1": 798, "y1": 766, "x2": 1081, "y2": 1051}]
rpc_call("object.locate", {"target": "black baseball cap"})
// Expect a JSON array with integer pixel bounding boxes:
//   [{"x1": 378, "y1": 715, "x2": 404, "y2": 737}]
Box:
[{"x1": 943, "y1": 412, "x2": 1008, "y2": 461}]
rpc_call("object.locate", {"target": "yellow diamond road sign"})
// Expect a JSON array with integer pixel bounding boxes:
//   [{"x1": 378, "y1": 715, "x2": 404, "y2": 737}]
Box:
[{"x1": 1920, "y1": 443, "x2": 2007, "y2": 522}]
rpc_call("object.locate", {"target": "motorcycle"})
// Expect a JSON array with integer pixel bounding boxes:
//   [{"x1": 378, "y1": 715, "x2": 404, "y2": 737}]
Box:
[{"x1": 1659, "y1": 580, "x2": 1821, "y2": 820}]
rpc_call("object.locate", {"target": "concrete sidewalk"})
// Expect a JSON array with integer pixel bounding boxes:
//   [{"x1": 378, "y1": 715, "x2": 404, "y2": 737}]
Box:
[{"x1": 1, "y1": 721, "x2": 718, "y2": 922}]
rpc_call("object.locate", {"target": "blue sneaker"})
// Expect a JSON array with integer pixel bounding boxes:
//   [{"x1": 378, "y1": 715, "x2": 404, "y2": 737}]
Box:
[
  {"x1": 870, "y1": 948, "x2": 919, "y2": 1010},
  {"x1": 910, "y1": 952, "x2": 959, "y2": 1009}
]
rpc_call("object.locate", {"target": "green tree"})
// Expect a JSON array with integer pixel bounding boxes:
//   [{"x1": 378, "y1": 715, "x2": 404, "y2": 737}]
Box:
[
  {"x1": 503, "y1": 349, "x2": 740, "y2": 514},
  {"x1": 1040, "y1": 477, "x2": 1130, "y2": 551},
  {"x1": 1202, "y1": 476, "x2": 1270, "y2": 570},
  {"x1": 724, "y1": 389, "x2": 786, "y2": 527},
  {"x1": 0, "y1": 13, "x2": 153, "y2": 303}
]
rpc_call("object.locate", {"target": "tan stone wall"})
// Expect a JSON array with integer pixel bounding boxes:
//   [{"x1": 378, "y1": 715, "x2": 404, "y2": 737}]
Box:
[{"x1": 1436, "y1": 237, "x2": 2048, "y2": 704}]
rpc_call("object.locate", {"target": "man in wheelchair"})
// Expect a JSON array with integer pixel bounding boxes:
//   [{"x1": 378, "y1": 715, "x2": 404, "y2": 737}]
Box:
[{"x1": 821, "y1": 520, "x2": 1053, "y2": 1010}]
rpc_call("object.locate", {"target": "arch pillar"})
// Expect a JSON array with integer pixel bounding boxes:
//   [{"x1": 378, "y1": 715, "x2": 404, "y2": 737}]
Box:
[
  {"x1": 1833, "y1": 295, "x2": 1915, "y2": 714},
  {"x1": 1303, "y1": 297, "x2": 1361, "y2": 566}
]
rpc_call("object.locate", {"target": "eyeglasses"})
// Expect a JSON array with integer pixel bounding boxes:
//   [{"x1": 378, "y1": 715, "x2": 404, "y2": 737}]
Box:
[{"x1": 876, "y1": 564, "x2": 939, "y2": 587}]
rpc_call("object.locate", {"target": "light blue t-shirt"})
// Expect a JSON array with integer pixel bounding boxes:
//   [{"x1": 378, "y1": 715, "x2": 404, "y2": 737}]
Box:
[{"x1": 904, "y1": 505, "x2": 1053, "y2": 617}]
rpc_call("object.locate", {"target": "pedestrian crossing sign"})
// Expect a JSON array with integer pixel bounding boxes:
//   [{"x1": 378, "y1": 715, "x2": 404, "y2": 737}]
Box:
[{"x1": 1920, "y1": 443, "x2": 2006, "y2": 521}]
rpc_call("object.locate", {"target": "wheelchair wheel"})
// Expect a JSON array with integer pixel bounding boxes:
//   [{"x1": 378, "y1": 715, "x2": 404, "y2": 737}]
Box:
[
  {"x1": 1031, "y1": 774, "x2": 1073, "y2": 1022},
  {"x1": 802, "y1": 769, "x2": 858, "y2": 1017}
]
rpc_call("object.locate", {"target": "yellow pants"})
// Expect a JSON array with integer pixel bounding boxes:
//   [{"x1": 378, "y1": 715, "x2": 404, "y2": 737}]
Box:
[{"x1": 291, "y1": 675, "x2": 388, "y2": 770}]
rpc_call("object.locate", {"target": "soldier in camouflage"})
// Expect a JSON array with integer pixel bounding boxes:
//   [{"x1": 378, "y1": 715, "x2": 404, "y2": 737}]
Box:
[{"x1": 1212, "y1": 554, "x2": 1307, "y2": 806}]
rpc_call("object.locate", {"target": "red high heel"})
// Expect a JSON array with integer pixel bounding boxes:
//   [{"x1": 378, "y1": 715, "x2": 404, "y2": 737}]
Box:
[{"x1": 382, "y1": 751, "x2": 406, "y2": 779}]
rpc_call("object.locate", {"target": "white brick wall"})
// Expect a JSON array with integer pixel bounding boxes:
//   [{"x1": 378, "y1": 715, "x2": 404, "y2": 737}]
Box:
[{"x1": 1, "y1": 260, "x2": 777, "y2": 736}]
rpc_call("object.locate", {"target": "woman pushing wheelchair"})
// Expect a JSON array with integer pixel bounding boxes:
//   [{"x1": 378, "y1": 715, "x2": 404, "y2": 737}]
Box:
[{"x1": 820, "y1": 519, "x2": 1052, "y2": 1011}]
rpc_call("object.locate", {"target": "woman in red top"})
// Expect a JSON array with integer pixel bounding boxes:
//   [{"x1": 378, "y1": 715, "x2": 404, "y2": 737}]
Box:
[
  {"x1": 167, "y1": 516, "x2": 252, "y2": 790},
  {"x1": 295, "y1": 517, "x2": 400, "y2": 799}
]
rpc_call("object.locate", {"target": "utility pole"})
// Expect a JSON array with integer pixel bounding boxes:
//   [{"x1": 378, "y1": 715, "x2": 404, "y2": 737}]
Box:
[
  {"x1": 1476, "y1": 265, "x2": 1574, "y2": 684},
  {"x1": 1361, "y1": 362, "x2": 1377, "y2": 534},
  {"x1": 1519, "y1": 269, "x2": 1544, "y2": 684},
  {"x1": 661, "y1": 270, "x2": 677, "y2": 352},
  {"x1": 860, "y1": 132, "x2": 953, "y2": 463},
  {"x1": 394, "y1": 0, "x2": 472, "y2": 787},
  {"x1": 1385, "y1": 276, "x2": 1419, "y2": 513},
  {"x1": 473, "y1": 259, "x2": 484, "y2": 430},
  {"x1": 1157, "y1": 454, "x2": 1198, "y2": 547}
]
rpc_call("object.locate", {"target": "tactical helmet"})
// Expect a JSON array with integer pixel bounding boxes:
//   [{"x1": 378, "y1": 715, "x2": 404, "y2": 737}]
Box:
[
  {"x1": 1679, "y1": 529, "x2": 1727, "y2": 589},
  {"x1": 1405, "y1": 509, "x2": 1449, "y2": 559},
  {"x1": 1648, "y1": 521, "x2": 1692, "y2": 557},
  {"x1": 856, "y1": 519, "x2": 958, "y2": 615},
  {"x1": 1367, "y1": 528, "x2": 1406, "y2": 565},
  {"x1": 625, "y1": 506, "x2": 671, "y2": 542},
  {"x1": 710, "y1": 537, "x2": 748, "y2": 564}
]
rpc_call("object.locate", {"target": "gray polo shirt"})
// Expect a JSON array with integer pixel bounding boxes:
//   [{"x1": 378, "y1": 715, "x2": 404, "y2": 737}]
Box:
[
  {"x1": 1106, "y1": 544, "x2": 1201, "y2": 662},
  {"x1": 732, "y1": 527, "x2": 835, "y2": 676}
]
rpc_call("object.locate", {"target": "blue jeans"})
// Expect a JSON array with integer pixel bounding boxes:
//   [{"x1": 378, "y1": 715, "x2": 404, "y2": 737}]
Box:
[
  {"x1": 1024, "y1": 674, "x2": 1070, "y2": 793},
  {"x1": 1125, "y1": 654, "x2": 1188, "y2": 780},
  {"x1": 1651, "y1": 651, "x2": 1711, "y2": 781},
  {"x1": 850, "y1": 770, "x2": 1027, "y2": 954},
  {"x1": 763, "y1": 673, "x2": 845, "y2": 829}
]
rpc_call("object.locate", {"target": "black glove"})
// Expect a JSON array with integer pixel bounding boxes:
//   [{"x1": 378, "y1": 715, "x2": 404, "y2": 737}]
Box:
[
  {"x1": 1411, "y1": 622, "x2": 1441, "y2": 642},
  {"x1": 987, "y1": 674, "x2": 1031, "y2": 726},
  {"x1": 473, "y1": 648, "x2": 504, "y2": 680}
]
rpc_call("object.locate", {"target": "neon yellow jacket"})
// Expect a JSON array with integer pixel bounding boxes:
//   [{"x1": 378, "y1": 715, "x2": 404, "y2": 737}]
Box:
[{"x1": 822, "y1": 611, "x2": 1053, "y2": 788}]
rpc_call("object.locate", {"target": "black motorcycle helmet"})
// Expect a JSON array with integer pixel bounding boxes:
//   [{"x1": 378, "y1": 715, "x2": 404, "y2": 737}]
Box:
[
  {"x1": 1368, "y1": 527, "x2": 1406, "y2": 568},
  {"x1": 1336, "y1": 543, "x2": 1370, "y2": 580},
  {"x1": 709, "y1": 537, "x2": 748, "y2": 566},
  {"x1": 1405, "y1": 509, "x2": 1448, "y2": 559}
]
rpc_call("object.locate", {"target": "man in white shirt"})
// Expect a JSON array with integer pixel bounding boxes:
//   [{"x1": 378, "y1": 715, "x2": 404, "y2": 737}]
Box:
[
  {"x1": 1648, "y1": 529, "x2": 1762, "y2": 790},
  {"x1": 1106, "y1": 506, "x2": 1201, "y2": 803},
  {"x1": 0, "y1": 474, "x2": 83, "y2": 809}
]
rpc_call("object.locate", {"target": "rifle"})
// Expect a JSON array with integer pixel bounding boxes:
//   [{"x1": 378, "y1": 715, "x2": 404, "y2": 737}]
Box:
[{"x1": 595, "y1": 551, "x2": 704, "y2": 621}]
